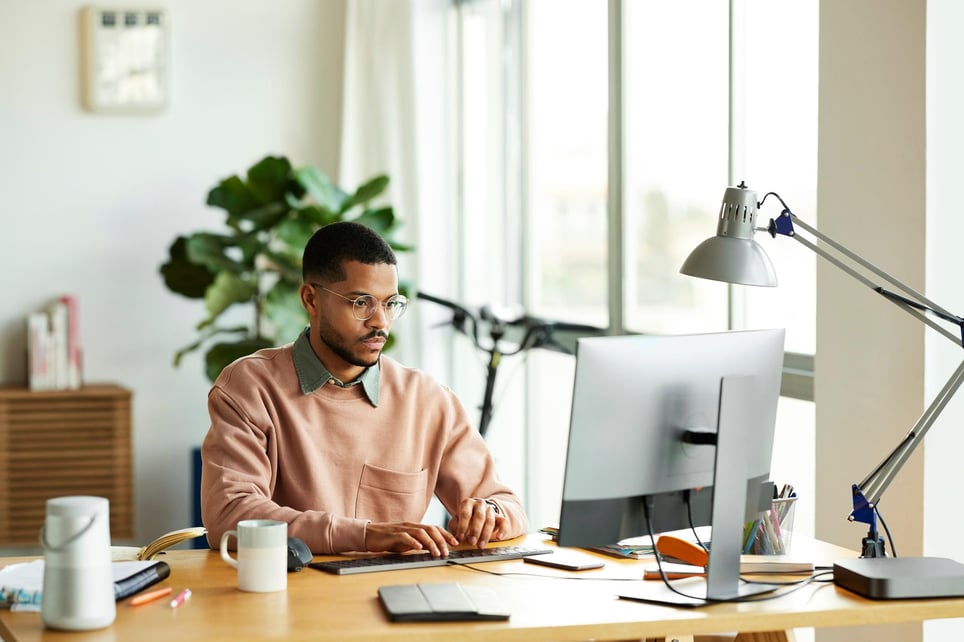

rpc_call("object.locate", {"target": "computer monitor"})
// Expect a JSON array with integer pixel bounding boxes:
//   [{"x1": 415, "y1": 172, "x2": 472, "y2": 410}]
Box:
[{"x1": 557, "y1": 328, "x2": 785, "y2": 604}]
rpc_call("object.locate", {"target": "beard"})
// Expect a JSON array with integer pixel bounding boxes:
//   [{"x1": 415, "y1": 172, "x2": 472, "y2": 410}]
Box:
[{"x1": 317, "y1": 322, "x2": 387, "y2": 370}]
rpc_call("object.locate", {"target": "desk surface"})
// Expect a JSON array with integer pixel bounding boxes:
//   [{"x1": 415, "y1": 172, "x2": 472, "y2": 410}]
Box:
[{"x1": 3, "y1": 534, "x2": 964, "y2": 642}]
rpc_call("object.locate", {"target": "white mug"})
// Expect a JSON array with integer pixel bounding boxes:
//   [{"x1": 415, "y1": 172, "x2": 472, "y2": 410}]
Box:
[{"x1": 219, "y1": 519, "x2": 288, "y2": 592}]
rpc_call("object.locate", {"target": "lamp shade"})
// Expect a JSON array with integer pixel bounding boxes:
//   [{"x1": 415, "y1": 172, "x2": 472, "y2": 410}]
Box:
[{"x1": 679, "y1": 185, "x2": 778, "y2": 287}]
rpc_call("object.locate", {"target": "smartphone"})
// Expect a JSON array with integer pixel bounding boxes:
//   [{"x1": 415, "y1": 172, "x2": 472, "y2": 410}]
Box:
[{"x1": 524, "y1": 551, "x2": 605, "y2": 571}]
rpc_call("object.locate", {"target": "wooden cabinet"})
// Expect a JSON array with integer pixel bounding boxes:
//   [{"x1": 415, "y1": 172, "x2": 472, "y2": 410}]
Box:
[{"x1": 0, "y1": 384, "x2": 133, "y2": 545}]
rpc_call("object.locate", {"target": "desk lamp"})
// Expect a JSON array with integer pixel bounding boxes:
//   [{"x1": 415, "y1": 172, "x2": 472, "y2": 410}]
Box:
[{"x1": 680, "y1": 182, "x2": 964, "y2": 599}]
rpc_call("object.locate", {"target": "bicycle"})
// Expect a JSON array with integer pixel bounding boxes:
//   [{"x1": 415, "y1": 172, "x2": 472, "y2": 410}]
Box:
[{"x1": 417, "y1": 291, "x2": 605, "y2": 437}]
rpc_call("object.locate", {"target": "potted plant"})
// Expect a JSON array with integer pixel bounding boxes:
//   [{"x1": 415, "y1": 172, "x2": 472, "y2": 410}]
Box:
[{"x1": 160, "y1": 154, "x2": 411, "y2": 382}]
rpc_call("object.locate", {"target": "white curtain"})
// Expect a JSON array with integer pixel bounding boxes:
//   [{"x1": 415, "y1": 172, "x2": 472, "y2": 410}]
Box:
[
  {"x1": 340, "y1": 0, "x2": 416, "y2": 197},
  {"x1": 339, "y1": 0, "x2": 453, "y2": 367}
]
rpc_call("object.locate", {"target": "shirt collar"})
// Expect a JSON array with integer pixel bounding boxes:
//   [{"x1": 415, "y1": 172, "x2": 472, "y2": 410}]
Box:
[{"x1": 293, "y1": 328, "x2": 380, "y2": 407}]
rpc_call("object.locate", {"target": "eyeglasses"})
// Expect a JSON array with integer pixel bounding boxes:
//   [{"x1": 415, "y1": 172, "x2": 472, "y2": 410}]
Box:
[{"x1": 310, "y1": 284, "x2": 409, "y2": 321}]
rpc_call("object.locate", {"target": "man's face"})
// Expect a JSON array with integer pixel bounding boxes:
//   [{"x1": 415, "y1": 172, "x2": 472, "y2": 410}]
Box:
[{"x1": 300, "y1": 260, "x2": 400, "y2": 382}]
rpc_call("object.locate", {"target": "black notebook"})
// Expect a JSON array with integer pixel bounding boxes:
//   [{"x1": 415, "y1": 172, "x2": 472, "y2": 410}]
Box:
[
  {"x1": 114, "y1": 561, "x2": 170, "y2": 600},
  {"x1": 377, "y1": 582, "x2": 510, "y2": 622}
]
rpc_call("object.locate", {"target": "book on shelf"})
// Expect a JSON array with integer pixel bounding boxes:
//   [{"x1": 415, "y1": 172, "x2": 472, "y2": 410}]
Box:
[
  {"x1": 26, "y1": 295, "x2": 83, "y2": 391},
  {"x1": 111, "y1": 526, "x2": 208, "y2": 562}
]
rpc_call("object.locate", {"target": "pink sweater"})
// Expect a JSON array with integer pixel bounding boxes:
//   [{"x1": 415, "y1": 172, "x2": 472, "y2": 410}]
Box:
[{"x1": 200, "y1": 344, "x2": 528, "y2": 553}]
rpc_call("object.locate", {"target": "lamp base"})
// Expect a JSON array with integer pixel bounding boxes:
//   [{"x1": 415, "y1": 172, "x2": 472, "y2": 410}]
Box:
[{"x1": 834, "y1": 556, "x2": 964, "y2": 599}]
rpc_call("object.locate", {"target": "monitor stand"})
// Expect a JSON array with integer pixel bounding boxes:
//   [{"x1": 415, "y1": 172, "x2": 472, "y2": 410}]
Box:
[
  {"x1": 618, "y1": 576, "x2": 781, "y2": 608},
  {"x1": 620, "y1": 376, "x2": 780, "y2": 607}
]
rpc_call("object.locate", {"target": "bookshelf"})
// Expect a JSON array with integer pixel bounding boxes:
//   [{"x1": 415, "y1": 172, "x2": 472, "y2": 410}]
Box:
[{"x1": 0, "y1": 384, "x2": 133, "y2": 545}]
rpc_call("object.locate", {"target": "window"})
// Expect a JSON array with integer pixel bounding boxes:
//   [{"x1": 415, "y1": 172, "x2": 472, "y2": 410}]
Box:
[
  {"x1": 622, "y1": 1, "x2": 730, "y2": 335},
  {"x1": 525, "y1": 0, "x2": 608, "y2": 328},
  {"x1": 445, "y1": 0, "x2": 817, "y2": 534}
]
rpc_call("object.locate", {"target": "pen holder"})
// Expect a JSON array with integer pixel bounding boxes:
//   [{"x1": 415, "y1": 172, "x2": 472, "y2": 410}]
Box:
[{"x1": 742, "y1": 496, "x2": 796, "y2": 555}]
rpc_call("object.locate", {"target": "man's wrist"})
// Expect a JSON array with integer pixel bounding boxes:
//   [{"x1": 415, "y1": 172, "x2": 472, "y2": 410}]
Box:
[{"x1": 483, "y1": 498, "x2": 503, "y2": 516}]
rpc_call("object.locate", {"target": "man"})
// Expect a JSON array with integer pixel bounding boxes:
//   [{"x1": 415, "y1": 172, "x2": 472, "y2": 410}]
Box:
[{"x1": 201, "y1": 221, "x2": 528, "y2": 555}]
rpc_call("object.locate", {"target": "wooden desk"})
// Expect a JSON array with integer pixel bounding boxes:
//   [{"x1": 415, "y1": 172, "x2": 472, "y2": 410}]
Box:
[{"x1": 2, "y1": 534, "x2": 964, "y2": 642}]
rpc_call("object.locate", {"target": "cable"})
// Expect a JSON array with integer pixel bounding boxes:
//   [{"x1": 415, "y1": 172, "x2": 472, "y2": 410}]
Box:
[
  {"x1": 877, "y1": 507, "x2": 897, "y2": 557},
  {"x1": 643, "y1": 497, "x2": 831, "y2": 604},
  {"x1": 446, "y1": 560, "x2": 637, "y2": 581},
  {"x1": 684, "y1": 489, "x2": 710, "y2": 552},
  {"x1": 447, "y1": 557, "x2": 836, "y2": 597}
]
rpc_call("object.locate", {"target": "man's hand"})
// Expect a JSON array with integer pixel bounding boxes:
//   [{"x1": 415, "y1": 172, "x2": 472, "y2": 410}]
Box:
[
  {"x1": 447, "y1": 497, "x2": 507, "y2": 549},
  {"x1": 364, "y1": 521, "x2": 459, "y2": 557}
]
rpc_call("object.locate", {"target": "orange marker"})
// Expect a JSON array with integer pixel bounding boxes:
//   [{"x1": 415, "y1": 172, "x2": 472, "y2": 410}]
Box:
[{"x1": 129, "y1": 586, "x2": 172, "y2": 606}]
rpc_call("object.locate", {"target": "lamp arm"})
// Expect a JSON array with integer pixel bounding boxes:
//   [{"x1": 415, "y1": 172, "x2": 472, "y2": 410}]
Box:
[
  {"x1": 768, "y1": 207, "x2": 964, "y2": 553},
  {"x1": 776, "y1": 211, "x2": 964, "y2": 348},
  {"x1": 687, "y1": 188, "x2": 964, "y2": 555},
  {"x1": 855, "y1": 358, "x2": 964, "y2": 509},
  {"x1": 760, "y1": 192, "x2": 952, "y2": 318}
]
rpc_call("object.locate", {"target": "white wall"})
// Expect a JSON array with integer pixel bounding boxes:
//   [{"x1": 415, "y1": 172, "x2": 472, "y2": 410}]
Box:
[
  {"x1": 816, "y1": 1, "x2": 925, "y2": 641},
  {"x1": 924, "y1": 0, "x2": 964, "y2": 638},
  {"x1": 816, "y1": 1, "x2": 964, "y2": 641},
  {"x1": 0, "y1": 0, "x2": 346, "y2": 543}
]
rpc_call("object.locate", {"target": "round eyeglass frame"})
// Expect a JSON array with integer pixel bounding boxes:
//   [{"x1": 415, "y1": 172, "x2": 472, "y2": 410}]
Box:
[{"x1": 310, "y1": 283, "x2": 409, "y2": 321}]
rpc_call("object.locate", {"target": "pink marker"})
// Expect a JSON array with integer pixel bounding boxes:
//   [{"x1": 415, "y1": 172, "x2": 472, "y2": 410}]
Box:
[{"x1": 169, "y1": 588, "x2": 192, "y2": 609}]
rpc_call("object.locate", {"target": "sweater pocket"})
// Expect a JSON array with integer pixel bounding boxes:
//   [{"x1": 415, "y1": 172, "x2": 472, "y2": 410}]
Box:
[{"x1": 355, "y1": 463, "x2": 429, "y2": 522}]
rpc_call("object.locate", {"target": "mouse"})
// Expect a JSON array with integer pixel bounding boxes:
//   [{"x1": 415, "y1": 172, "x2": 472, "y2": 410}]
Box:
[{"x1": 287, "y1": 537, "x2": 312, "y2": 572}]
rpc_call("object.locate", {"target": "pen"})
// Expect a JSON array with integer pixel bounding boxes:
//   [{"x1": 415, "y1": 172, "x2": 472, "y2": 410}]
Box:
[
  {"x1": 169, "y1": 588, "x2": 192, "y2": 609},
  {"x1": 129, "y1": 586, "x2": 172, "y2": 606}
]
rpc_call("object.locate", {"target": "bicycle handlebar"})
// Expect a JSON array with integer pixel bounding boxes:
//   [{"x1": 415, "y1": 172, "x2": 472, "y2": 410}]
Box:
[
  {"x1": 416, "y1": 291, "x2": 604, "y2": 357},
  {"x1": 416, "y1": 290, "x2": 606, "y2": 437}
]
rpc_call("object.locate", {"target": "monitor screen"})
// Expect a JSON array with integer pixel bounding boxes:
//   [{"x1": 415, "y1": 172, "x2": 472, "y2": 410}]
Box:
[{"x1": 556, "y1": 328, "x2": 785, "y2": 602}]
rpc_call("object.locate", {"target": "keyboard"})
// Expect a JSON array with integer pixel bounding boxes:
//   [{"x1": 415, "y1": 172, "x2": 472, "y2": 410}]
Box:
[{"x1": 308, "y1": 545, "x2": 554, "y2": 575}]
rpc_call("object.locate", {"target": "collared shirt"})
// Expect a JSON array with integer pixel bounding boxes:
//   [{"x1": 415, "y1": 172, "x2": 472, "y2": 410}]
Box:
[
  {"x1": 292, "y1": 328, "x2": 380, "y2": 407},
  {"x1": 202, "y1": 344, "x2": 529, "y2": 553}
]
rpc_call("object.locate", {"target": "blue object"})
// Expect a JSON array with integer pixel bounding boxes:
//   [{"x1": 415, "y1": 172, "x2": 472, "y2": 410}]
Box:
[
  {"x1": 771, "y1": 210, "x2": 796, "y2": 237},
  {"x1": 191, "y1": 447, "x2": 208, "y2": 549}
]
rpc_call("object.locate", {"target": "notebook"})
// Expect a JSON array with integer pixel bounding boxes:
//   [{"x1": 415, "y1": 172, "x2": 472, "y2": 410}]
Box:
[
  {"x1": 377, "y1": 582, "x2": 511, "y2": 622},
  {"x1": 0, "y1": 559, "x2": 169, "y2": 610}
]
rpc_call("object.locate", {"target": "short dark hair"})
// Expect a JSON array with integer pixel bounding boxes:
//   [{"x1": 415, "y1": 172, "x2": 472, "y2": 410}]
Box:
[{"x1": 302, "y1": 221, "x2": 397, "y2": 283}]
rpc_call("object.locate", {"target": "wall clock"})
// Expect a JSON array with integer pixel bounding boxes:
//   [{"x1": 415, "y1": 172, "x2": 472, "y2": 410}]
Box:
[{"x1": 81, "y1": 6, "x2": 169, "y2": 113}]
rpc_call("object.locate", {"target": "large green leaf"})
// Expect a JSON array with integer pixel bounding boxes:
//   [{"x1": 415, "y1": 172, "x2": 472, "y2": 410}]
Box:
[
  {"x1": 265, "y1": 281, "x2": 309, "y2": 344},
  {"x1": 298, "y1": 204, "x2": 341, "y2": 228},
  {"x1": 205, "y1": 337, "x2": 274, "y2": 382},
  {"x1": 236, "y1": 232, "x2": 266, "y2": 265},
  {"x1": 389, "y1": 239, "x2": 415, "y2": 253},
  {"x1": 340, "y1": 175, "x2": 389, "y2": 213},
  {"x1": 275, "y1": 216, "x2": 316, "y2": 253},
  {"x1": 246, "y1": 156, "x2": 292, "y2": 204},
  {"x1": 227, "y1": 201, "x2": 287, "y2": 231},
  {"x1": 353, "y1": 206, "x2": 396, "y2": 234},
  {"x1": 204, "y1": 271, "x2": 257, "y2": 320},
  {"x1": 207, "y1": 175, "x2": 258, "y2": 218},
  {"x1": 163, "y1": 154, "x2": 413, "y2": 383},
  {"x1": 294, "y1": 165, "x2": 348, "y2": 212},
  {"x1": 185, "y1": 232, "x2": 250, "y2": 274},
  {"x1": 262, "y1": 249, "x2": 303, "y2": 282},
  {"x1": 173, "y1": 323, "x2": 251, "y2": 366},
  {"x1": 160, "y1": 237, "x2": 215, "y2": 298}
]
